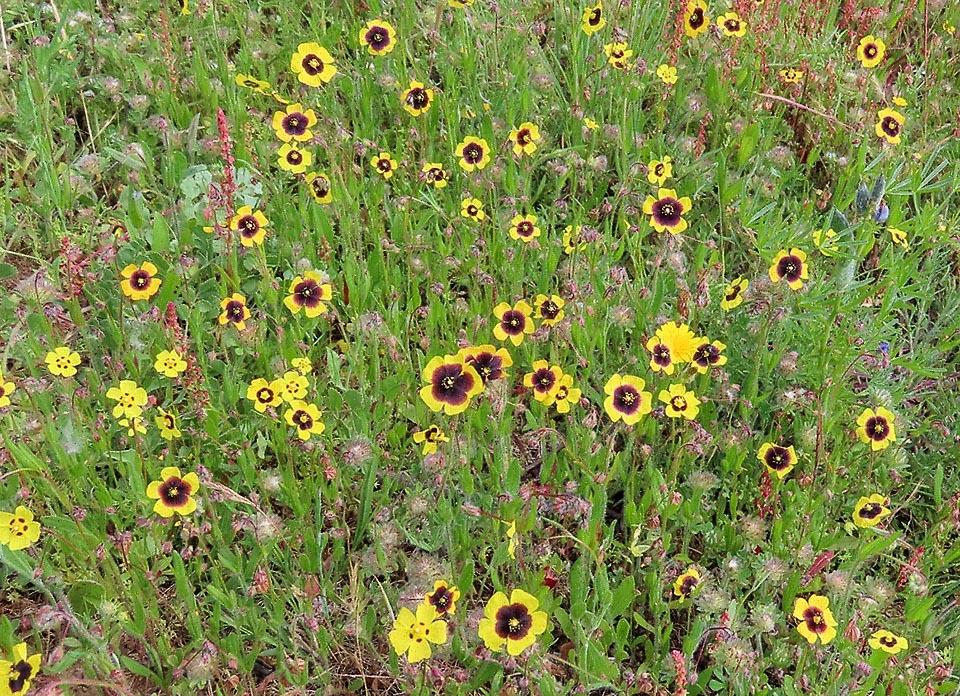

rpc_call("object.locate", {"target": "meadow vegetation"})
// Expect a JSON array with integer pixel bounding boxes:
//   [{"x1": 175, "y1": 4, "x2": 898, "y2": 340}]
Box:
[{"x1": 1, "y1": 0, "x2": 960, "y2": 694}]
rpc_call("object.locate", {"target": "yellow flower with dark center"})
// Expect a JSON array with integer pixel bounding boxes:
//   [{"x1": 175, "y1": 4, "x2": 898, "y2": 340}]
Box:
[
  {"x1": 673, "y1": 567, "x2": 701, "y2": 603},
  {"x1": 523, "y1": 360, "x2": 564, "y2": 405},
  {"x1": 359, "y1": 20, "x2": 396, "y2": 56},
  {"x1": 778, "y1": 68, "x2": 804, "y2": 83},
  {"x1": 856, "y1": 406, "x2": 897, "y2": 451},
  {"x1": 757, "y1": 442, "x2": 796, "y2": 480},
  {"x1": 235, "y1": 74, "x2": 270, "y2": 93},
  {"x1": 271, "y1": 103, "x2": 317, "y2": 143},
  {"x1": 0, "y1": 506, "x2": 41, "y2": 551},
  {"x1": 413, "y1": 425, "x2": 449, "y2": 455},
  {"x1": 422, "y1": 162, "x2": 448, "y2": 188},
  {"x1": 603, "y1": 374, "x2": 652, "y2": 425},
  {"x1": 229, "y1": 206, "x2": 269, "y2": 247},
  {"x1": 533, "y1": 294, "x2": 565, "y2": 327},
  {"x1": 246, "y1": 377, "x2": 285, "y2": 412},
  {"x1": 769, "y1": 248, "x2": 809, "y2": 290},
  {"x1": 401, "y1": 81, "x2": 434, "y2": 116},
  {"x1": 156, "y1": 407, "x2": 182, "y2": 440},
  {"x1": 460, "y1": 197, "x2": 485, "y2": 221},
  {"x1": 455, "y1": 135, "x2": 491, "y2": 172},
  {"x1": 604, "y1": 42, "x2": 633, "y2": 69},
  {"x1": 813, "y1": 228, "x2": 839, "y2": 256},
  {"x1": 118, "y1": 415, "x2": 147, "y2": 436},
  {"x1": 875, "y1": 108, "x2": 905, "y2": 144},
  {"x1": 146, "y1": 467, "x2": 200, "y2": 518},
  {"x1": 457, "y1": 345, "x2": 512, "y2": 384},
  {"x1": 284, "y1": 400, "x2": 325, "y2": 440},
  {"x1": 291, "y1": 357, "x2": 313, "y2": 374},
  {"x1": 852, "y1": 494, "x2": 891, "y2": 528},
  {"x1": 642, "y1": 188, "x2": 692, "y2": 234},
  {"x1": 509, "y1": 214, "x2": 541, "y2": 243},
  {"x1": 720, "y1": 276, "x2": 748, "y2": 310},
  {"x1": 563, "y1": 225, "x2": 588, "y2": 254},
  {"x1": 793, "y1": 595, "x2": 837, "y2": 645},
  {"x1": 154, "y1": 349, "x2": 187, "y2": 378},
  {"x1": 305, "y1": 171, "x2": 333, "y2": 203},
  {"x1": 717, "y1": 12, "x2": 746, "y2": 36},
  {"x1": 278, "y1": 370, "x2": 309, "y2": 403},
  {"x1": 509, "y1": 122, "x2": 541, "y2": 156},
  {"x1": 659, "y1": 383, "x2": 701, "y2": 420},
  {"x1": 0, "y1": 373, "x2": 15, "y2": 408},
  {"x1": 277, "y1": 143, "x2": 311, "y2": 174},
  {"x1": 120, "y1": 262, "x2": 162, "y2": 301},
  {"x1": 290, "y1": 42, "x2": 336, "y2": 87},
  {"x1": 856, "y1": 35, "x2": 886, "y2": 68},
  {"x1": 389, "y1": 603, "x2": 448, "y2": 663},
  {"x1": 869, "y1": 629, "x2": 908, "y2": 655},
  {"x1": 0, "y1": 642, "x2": 42, "y2": 696},
  {"x1": 424, "y1": 580, "x2": 461, "y2": 617},
  {"x1": 218, "y1": 293, "x2": 251, "y2": 331},
  {"x1": 691, "y1": 339, "x2": 727, "y2": 374},
  {"x1": 683, "y1": 0, "x2": 710, "y2": 38},
  {"x1": 552, "y1": 373, "x2": 582, "y2": 414},
  {"x1": 647, "y1": 156, "x2": 673, "y2": 185},
  {"x1": 370, "y1": 152, "x2": 398, "y2": 179},
  {"x1": 106, "y1": 379, "x2": 148, "y2": 419},
  {"x1": 419, "y1": 355, "x2": 484, "y2": 415},
  {"x1": 478, "y1": 589, "x2": 549, "y2": 656},
  {"x1": 581, "y1": 2, "x2": 605, "y2": 35},
  {"x1": 45, "y1": 346, "x2": 81, "y2": 377},
  {"x1": 284, "y1": 271, "x2": 333, "y2": 318},
  {"x1": 493, "y1": 301, "x2": 535, "y2": 346},
  {"x1": 657, "y1": 64, "x2": 678, "y2": 85}
]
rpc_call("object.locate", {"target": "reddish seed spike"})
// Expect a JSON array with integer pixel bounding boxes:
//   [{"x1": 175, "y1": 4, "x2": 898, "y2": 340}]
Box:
[
  {"x1": 342, "y1": 277, "x2": 349, "y2": 306},
  {"x1": 802, "y1": 550, "x2": 835, "y2": 585}
]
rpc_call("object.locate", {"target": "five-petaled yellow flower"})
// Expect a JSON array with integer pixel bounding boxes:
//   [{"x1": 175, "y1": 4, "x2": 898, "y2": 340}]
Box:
[
  {"x1": 284, "y1": 271, "x2": 333, "y2": 318},
  {"x1": 856, "y1": 406, "x2": 897, "y2": 451},
  {"x1": 509, "y1": 122, "x2": 541, "y2": 156},
  {"x1": 0, "y1": 642, "x2": 42, "y2": 696},
  {"x1": 389, "y1": 603, "x2": 448, "y2": 663},
  {"x1": 0, "y1": 506, "x2": 42, "y2": 551},
  {"x1": 290, "y1": 42, "x2": 337, "y2": 86},
  {"x1": 120, "y1": 262, "x2": 162, "y2": 301},
  {"x1": 478, "y1": 589, "x2": 549, "y2": 656},
  {"x1": 45, "y1": 347, "x2": 81, "y2": 378},
  {"x1": 106, "y1": 380, "x2": 148, "y2": 419},
  {"x1": 154, "y1": 349, "x2": 187, "y2": 378},
  {"x1": 793, "y1": 595, "x2": 837, "y2": 645},
  {"x1": 146, "y1": 467, "x2": 200, "y2": 518}
]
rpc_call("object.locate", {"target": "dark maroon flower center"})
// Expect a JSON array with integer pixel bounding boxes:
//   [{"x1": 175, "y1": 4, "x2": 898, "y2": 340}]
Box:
[
  {"x1": 614, "y1": 385, "x2": 640, "y2": 414},
  {"x1": 426, "y1": 167, "x2": 444, "y2": 182},
  {"x1": 463, "y1": 143, "x2": 484, "y2": 164},
  {"x1": 293, "y1": 279, "x2": 323, "y2": 308},
  {"x1": 311, "y1": 176, "x2": 330, "y2": 197},
  {"x1": 725, "y1": 18, "x2": 740, "y2": 32},
  {"x1": 588, "y1": 8, "x2": 602, "y2": 25},
  {"x1": 653, "y1": 197, "x2": 683, "y2": 226},
  {"x1": 365, "y1": 26, "x2": 390, "y2": 50},
  {"x1": 652, "y1": 343, "x2": 672, "y2": 366},
  {"x1": 725, "y1": 284, "x2": 743, "y2": 301},
  {"x1": 881, "y1": 117, "x2": 900, "y2": 136},
  {"x1": 693, "y1": 343, "x2": 720, "y2": 367},
  {"x1": 777, "y1": 255, "x2": 803, "y2": 281},
  {"x1": 428, "y1": 586, "x2": 453, "y2": 613},
  {"x1": 880, "y1": 635, "x2": 897, "y2": 647},
  {"x1": 533, "y1": 368, "x2": 556, "y2": 393},
  {"x1": 256, "y1": 387, "x2": 275, "y2": 404},
  {"x1": 161, "y1": 414, "x2": 176, "y2": 430},
  {"x1": 867, "y1": 416, "x2": 890, "y2": 440},
  {"x1": 407, "y1": 88, "x2": 429, "y2": 110},
  {"x1": 679, "y1": 575, "x2": 698, "y2": 596},
  {"x1": 377, "y1": 158, "x2": 392, "y2": 172},
  {"x1": 286, "y1": 150, "x2": 303, "y2": 165},
  {"x1": 424, "y1": 426, "x2": 442, "y2": 443},
  {"x1": 431, "y1": 363, "x2": 475, "y2": 406},
  {"x1": 283, "y1": 113, "x2": 307, "y2": 136},
  {"x1": 500, "y1": 310, "x2": 526, "y2": 335},
  {"x1": 294, "y1": 410, "x2": 313, "y2": 429},
  {"x1": 654, "y1": 163, "x2": 665, "y2": 177},
  {"x1": 858, "y1": 502, "x2": 883, "y2": 520},
  {"x1": 803, "y1": 607, "x2": 828, "y2": 633},
  {"x1": 302, "y1": 54, "x2": 324, "y2": 75},
  {"x1": 538, "y1": 299, "x2": 560, "y2": 320},
  {"x1": 494, "y1": 603, "x2": 533, "y2": 639},
  {"x1": 689, "y1": 8, "x2": 705, "y2": 29},
  {"x1": 516, "y1": 129, "x2": 531, "y2": 146},
  {"x1": 670, "y1": 396, "x2": 687, "y2": 412},
  {"x1": 130, "y1": 270, "x2": 152, "y2": 289},
  {"x1": 8, "y1": 661, "x2": 33, "y2": 693},
  {"x1": 225, "y1": 300, "x2": 245, "y2": 322},
  {"x1": 864, "y1": 44, "x2": 878, "y2": 58},
  {"x1": 516, "y1": 221, "x2": 535, "y2": 237},
  {"x1": 238, "y1": 215, "x2": 259, "y2": 237},
  {"x1": 466, "y1": 353, "x2": 503, "y2": 382},
  {"x1": 467, "y1": 204, "x2": 479, "y2": 216},
  {"x1": 159, "y1": 476, "x2": 191, "y2": 507},
  {"x1": 764, "y1": 446, "x2": 792, "y2": 471}
]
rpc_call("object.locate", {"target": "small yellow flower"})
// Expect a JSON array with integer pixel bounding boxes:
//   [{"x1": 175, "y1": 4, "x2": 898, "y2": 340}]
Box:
[
  {"x1": 229, "y1": 206, "x2": 269, "y2": 247},
  {"x1": 583, "y1": 117, "x2": 599, "y2": 130},
  {"x1": 717, "y1": 12, "x2": 747, "y2": 37},
  {"x1": 424, "y1": 580, "x2": 461, "y2": 617},
  {"x1": 0, "y1": 373, "x2": 15, "y2": 408},
  {"x1": 683, "y1": 0, "x2": 710, "y2": 38},
  {"x1": 277, "y1": 143, "x2": 312, "y2": 174},
  {"x1": 852, "y1": 494, "x2": 891, "y2": 529},
  {"x1": 581, "y1": 2, "x2": 605, "y2": 35},
  {"x1": 720, "y1": 277, "x2": 748, "y2": 310},
  {"x1": 246, "y1": 377, "x2": 284, "y2": 412},
  {"x1": 869, "y1": 629, "x2": 908, "y2": 655},
  {"x1": 856, "y1": 406, "x2": 897, "y2": 451},
  {"x1": 120, "y1": 262, "x2": 162, "y2": 301},
  {"x1": 0, "y1": 642, "x2": 42, "y2": 694},
  {"x1": 284, "y1": 401, "x2": 325, "y2": 440},
  {"x1": 370, "y1": 152, "x2": 398, "y2": 179},
  {"x1": 509, "y1": 122, "x2": 541, "y2": 156},
  {"x1": 218, "y1": 294, "x2": 251, "y2": 331},
  {"x1": 856, "y1": 35, "x2": 886, "y2": 68},
  {"x1": 768, "y1": 248, "x2": 809, "y2": 290},
  {"x1": 508, "y1": 214, "x2": 541, "y2": 243},
  {"x1": 455, "y1": 135, "x2": 492, "y2": 172},
  {"x1": 389, "y1": 604, "x2": 448, "y2": 663},
  {"x1": 875, "y1": 108, "x2": 905, "y2": 144},
  {"x1": 478, "y1": 589, "x2": 549, "y2": 656},
  {"x1": 658, "y1": 383, "x2": 701, "y2": 420},
  {"x1": 505, "y1": 520, "x2": 518, "y2": 559},
  {"x1": 154, "y1": 349, "x2": 187, "y2": 378},
  {"x1": 271, "y1": 103, "x2": 317, "y2": 143},
  {"x1": 673, "y1": 567, "x2": 701, "y2": 603},
  {"x1": 888, "y1": 227, "x2": 909, "y2": 249},
  {"x1": 656, "y1": 64, "x2": 678, "y2": 85},
  {"x1": 401, "y1": 81, "x2": 434, "y2": 116},
  {"x1": 413, "y1": 425, "x2": 449, "y2": 455},
  {"x1": 291, "y1": 357, "x2": 313, "y2": 374},
  {"x1": 305, "y1": 171, "x2": 333, "y2": 204},
  {"x1": 793, "y1": 595, "x2": 838, "y2": 645},
  {"x1": 106, "y1": 380, "x2": 148, "y2": 419},
  {"x1": 359, "y1": 20, "x2": 397, "y2": 56},
  {"x1": 779, "y1": 68, "x2": 804, "y2": 84},
  {"x1": 146, "y1": 467, "x2": 200, "y2": 518},
  {"x1": 647, "y1": 156, "x2": 673, "y2": 185},
  {"x1": 0, "y1": 506, "x2": 42, "y2": 551},
  {"x1": 813, "y1": 228, "x2": 839, "y2": 256},
  {"x1": 45, "y1": 346, "x2": 82, "y2": 377},
  {"x1": 460, "y1": 197, "x2": 485, "y2": 221},
  {"x1": 290, "y1": 42, "x2": 337, "y2": 87},
  {"x1": 118, "y1": 415, "x2": 147, "y2": 436},
  {"x1": 156, "y1": 407, "x2": 182, "y2": 440}
]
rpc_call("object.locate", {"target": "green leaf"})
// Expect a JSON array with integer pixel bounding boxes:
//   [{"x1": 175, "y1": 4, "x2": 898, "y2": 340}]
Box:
[
  {"x1": 738, "y1": 122, "x2": 761, "y2": 168},
  {"x1": 610, "y1": 575, "x2": 636, "y2": 619}
]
